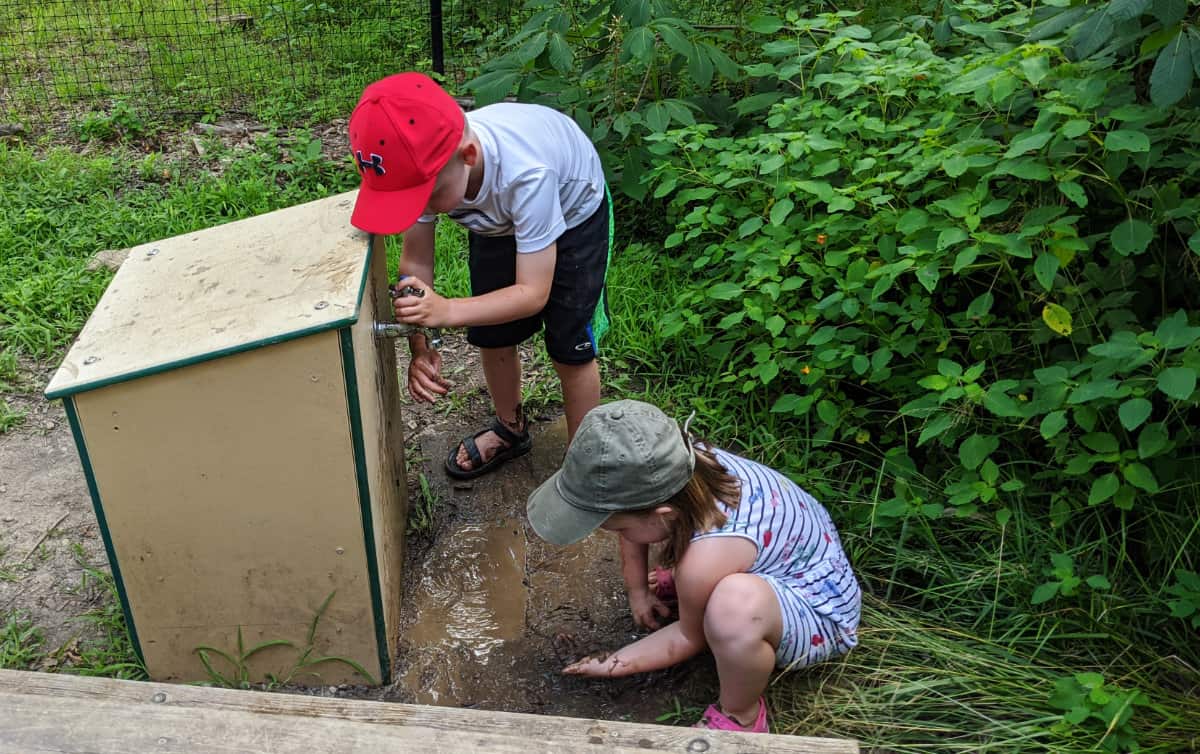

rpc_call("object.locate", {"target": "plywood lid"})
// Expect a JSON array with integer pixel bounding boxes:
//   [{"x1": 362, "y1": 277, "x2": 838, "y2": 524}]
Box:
[{"x1": 47, "y1": 191, "x2": 374, "y2": 399}]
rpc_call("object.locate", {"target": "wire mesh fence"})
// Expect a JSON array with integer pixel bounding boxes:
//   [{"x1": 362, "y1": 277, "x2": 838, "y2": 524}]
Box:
[
  {"x1": 0, "y1": 0, "x2": 749, "y2": 126},
  {"x1": 0, "y1": 0, "x2": 440, "y2": 123}
]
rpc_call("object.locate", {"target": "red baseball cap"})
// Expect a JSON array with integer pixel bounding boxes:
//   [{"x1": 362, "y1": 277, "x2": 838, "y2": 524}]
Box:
[{"x1": 348, "y1": 72, "x2": 465, "y2": 234}]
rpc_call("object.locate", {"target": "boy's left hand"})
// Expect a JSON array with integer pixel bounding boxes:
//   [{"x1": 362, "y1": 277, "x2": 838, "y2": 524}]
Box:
[
  {"x1": 563, "y1": 652, "x2": 627, "y2": 677},
  {"x1": 393, "y1": 276, "x2": 451, "y2": 328}
]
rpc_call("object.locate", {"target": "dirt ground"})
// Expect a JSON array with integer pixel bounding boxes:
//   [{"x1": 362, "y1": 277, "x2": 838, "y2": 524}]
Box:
[{"x1": 0, "y1": 331, "x2": 718, "y2": 724}]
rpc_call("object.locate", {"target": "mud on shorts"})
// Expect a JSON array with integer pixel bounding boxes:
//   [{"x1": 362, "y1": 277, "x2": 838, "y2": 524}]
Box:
[
  {"x1": 758, "y1": 556, "x2": 861, "y2": 670},
  {"x1": 465, "y1": 188, "x2": 612, "y2": 365}
]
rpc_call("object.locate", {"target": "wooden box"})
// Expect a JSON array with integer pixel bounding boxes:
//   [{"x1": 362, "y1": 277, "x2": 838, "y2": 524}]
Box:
[{"x1": 45, "y1": 192, "x2": 406, "y2": 686}]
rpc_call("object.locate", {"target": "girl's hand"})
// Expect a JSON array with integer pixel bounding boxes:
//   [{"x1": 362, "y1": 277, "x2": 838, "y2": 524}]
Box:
[
  {"x1": 563, "y1": 652, "x2": 629, "y2": 677},
  {"x1": 628, "y1": 591, "x2": 671, "y2": 630},
  {"x1": 393, "y1": 276, "x2": 451, "y2": 328}
]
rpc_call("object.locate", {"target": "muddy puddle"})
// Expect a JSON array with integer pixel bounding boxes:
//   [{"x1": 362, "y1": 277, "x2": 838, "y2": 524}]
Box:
[{"x1": 383, "y1": 415, "x2": 719, "y2": 723}]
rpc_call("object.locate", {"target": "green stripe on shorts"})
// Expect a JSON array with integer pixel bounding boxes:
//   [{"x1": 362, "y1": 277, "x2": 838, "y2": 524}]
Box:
[{"x1": 590, "y1": 185, "x2": 614, "y2": 345}]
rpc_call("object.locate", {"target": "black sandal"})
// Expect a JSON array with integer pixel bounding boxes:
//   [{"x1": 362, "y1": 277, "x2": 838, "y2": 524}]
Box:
[{"x1": 445, "y1": 417, "x2": 533, "y2": 480}]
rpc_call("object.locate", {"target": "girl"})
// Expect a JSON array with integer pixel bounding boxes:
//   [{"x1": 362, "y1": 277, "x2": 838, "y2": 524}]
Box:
[{"x1": 526, "y1": 400, "x2": 861, "y2": 733}]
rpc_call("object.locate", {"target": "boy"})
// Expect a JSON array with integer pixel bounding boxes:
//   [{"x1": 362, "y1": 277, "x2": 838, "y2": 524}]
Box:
[{"x1": 348, "y1": 72, "x2": 611, "y2": 479}]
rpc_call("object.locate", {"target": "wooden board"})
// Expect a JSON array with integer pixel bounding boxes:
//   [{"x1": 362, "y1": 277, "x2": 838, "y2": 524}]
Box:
[
  {"x1": 71, "y1": 332, "x2": 381, "y2": 683},
  {"x1": 347, "y1": 234, "x2": 408, "y2": 661},
  {"x1": 0, "y1": 670, "x2": 859, "y2": 753},
  {"x1": 46, "y1": 191, "x2": 369, "y2": 399}
]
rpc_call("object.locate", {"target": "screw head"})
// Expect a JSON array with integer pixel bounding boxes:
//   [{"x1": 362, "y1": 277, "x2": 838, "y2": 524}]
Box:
[
  {"x1": 687, "y1": 740, "x2": 711, "y2": 753},
  {"x1": 152, "y1": 692, "x2": 167, "y2": 703},
  {"x1": 314, "y1": 300, "x2": 329, "y2": 310},
  {"x1": 83, "y1": 356, "x2": 100, "y2": 365},
  {"x1": 146, "y1": 248, "x2": 159, "y2": 257}
]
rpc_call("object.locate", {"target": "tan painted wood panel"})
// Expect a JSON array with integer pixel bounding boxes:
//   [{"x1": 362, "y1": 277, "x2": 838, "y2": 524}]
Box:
[
  {"x1": 73, "y1": 333, "x2": 381, "y2": 684},
  {"x1": 0, "y1": 670, "x2": 859, "y2": 753},
  {"x1": 349, "y1": 234, "x2": 408, "y2": 659},
  {"x1": 47, "y1": 190, "x2": 369, "y2": 398}
]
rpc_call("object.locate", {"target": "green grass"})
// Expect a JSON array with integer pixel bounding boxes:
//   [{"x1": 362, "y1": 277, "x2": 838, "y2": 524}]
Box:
[
  {"x1": 0, "y1": 134, "x2": 357, "y2": 358},
  {"x1": 0, "y1": 613, "x2": 45, "y2": 669}
]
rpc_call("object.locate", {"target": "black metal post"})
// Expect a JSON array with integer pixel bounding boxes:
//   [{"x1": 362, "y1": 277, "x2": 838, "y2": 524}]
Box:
[{"x1": 430, "y1": 0, "x2": 444, "y2": 75}]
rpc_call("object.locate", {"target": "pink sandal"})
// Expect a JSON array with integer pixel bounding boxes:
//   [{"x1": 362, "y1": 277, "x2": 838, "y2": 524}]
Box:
[
  {"x1": 652, "y1": 566, "x2": 677, "y2": 603},
  {"x1": 693, "y1": 698, "x2": 769, "y2": 733}
]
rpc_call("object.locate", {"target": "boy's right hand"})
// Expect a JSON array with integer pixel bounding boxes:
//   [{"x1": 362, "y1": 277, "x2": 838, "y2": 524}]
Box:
[
  {"x1": 407, "y1": 344, "x2": 449, "y2": 403},
  {"x1": 628, "y1": 590, "x2": 671, "y2": 631}
]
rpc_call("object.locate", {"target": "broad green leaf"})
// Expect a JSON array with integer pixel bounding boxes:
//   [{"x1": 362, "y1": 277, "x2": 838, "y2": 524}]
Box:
[
  {"x1": 817, "y1": 400, "x2": 839, "y2": 425},
  {"x1": 1034, "y1": 252, "x2": 1060, "y2": 291},
  {"x1": 1155, "y1": 309, "x2": 1200, "y2": 350},
  {"x1": 1068, "y1": 379, "x2": 1126, "y2": 404},
  {"x1": 897, "y1": 209, "x2": 928, "y2": 234},
  {"x1": 622, "y1": 27, "x2": 655, "y2": 63},
  {"x1": 1109, "y1": 0, "x2": 1150, "y2": 20},
  {"x1": 1058, "y1": 181, "x2": 1088, "y2": 207},
  {"x1": 1153, "y1": 0, "x2": 1186, "y2": 26},
  {"x1": 765, "y1": 315, "x2": 786, "y2": 337},
  {"x1": 707, "y1": 282, "x2": 743, "y2": 300},
  {"x1": 1020, "y1": 55, "x2": 1051, "y2": 85},
  {"x1": 760, "y1": 154, "x2": 786, "y2": 174},
  {"x1": 769, "y1": 198, "x2": 794, "y2": 227},
  {"x1": 747, "y1": 15, "x2": 785, "y2": 34},
  {"x1": 548, "y1": 34, "x2": 574, "y2": 73},
  {"x1": 959, "y1": 434, "x2": 1000, "y2": 471},
  {"x1": 656, "y1": 25, "x2": 693, "y2": 57},
  {"x1": 738, "y1": 216, "x2": 764, "y2": 237},
  {"x1": 1028, "y1": 6, "x2": 1088, "y2": 42},
  {"x1": 1041, "y1": 411, "x2": 1069, "y2": 439},
  {"x1": 937, "y1": 227, "x2": 968, "y2": 250},
  {"x1": 469, "y1": 69, "x2": 522, "y2": 106},
  {"x1": 1043, "y1": 303, "x2": 1073, "y2": 336},
  {"x1": 917, "y1": 414, "x2": 954, "y2": 446},
  {"x1": 1150, "y1": 30, "x2": 1194, "y2": 108},
  {"x1": 735, "y1": 92, "x2": 784, "y2": 115},
  {"x1": 1088, "y1": 473, "x2": 1120, "y2": 505},
  {"x1": 1110, "y1": 218, "x2": 1154, "y2": 255},
  {"x1": 1122, "y1": 462, "x2": 1160, "y2": 493},
  {"x1": 771, "y1": 394, "x2": 811, "y2": 414},
  {"x1": 1105, "y1": 130, "x2": 1151, "y2": 152},
  {"x1": 1191, "y1": 230, "x2": 1200, "y2": 256},
  {"x1": 1061, "y1": 120, "x2": 1091, "y2": 139},
  {"x1": 1087, "y1": 574, "x2": 1112, "y2": 590},
  {"x1": 943, "y1": 155, "x2": 969, "y2": 177},
  {"x1": 1118, "y1": 398, "x2": 1153, "y2": 430},
  {"x1": 516, "y1": 31, "x2": 549, "y2": 64},
  {"x1": 1005, "y1": 131, "x2": 1054, "y2": 158},
  {"x1": 643, "y1": 102, "x2": 670, "y2": 132},
  {"x1": 916, "y1": 263, "x2": 940, "y2": 293},
  {"x1": 1138, "y1": 422, "x2": 1169, "y2": 458},
  {"x1": 1071, "y1": 9, "x2": 1115, "y2": 59},
  {"x1": 688, "y1": 44, "x2": 714, "y2": 88},
  {"x1": 1157, "y1": 366, "x2": 1197, "y2": 400},
  {"x1": 1032, "y1": 581, "x2": 1060, "y2": 605}
]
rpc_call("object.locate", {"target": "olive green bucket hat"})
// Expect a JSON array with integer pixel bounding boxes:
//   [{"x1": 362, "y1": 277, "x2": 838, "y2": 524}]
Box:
[{"x1": 526, "y1": 400, "x2": 696, "y2": 545}]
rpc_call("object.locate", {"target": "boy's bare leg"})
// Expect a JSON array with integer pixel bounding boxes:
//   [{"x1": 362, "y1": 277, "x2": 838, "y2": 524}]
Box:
[
  {"x1": 455, "y1": 345, "x2": 523, "y2": 470},
  {"x1": 552, "y1": 358, "x2": 600, "y2": 443}
]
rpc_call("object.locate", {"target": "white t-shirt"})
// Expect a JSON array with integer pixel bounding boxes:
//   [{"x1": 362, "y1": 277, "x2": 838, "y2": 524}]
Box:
[{"x1": 417, "y1": 103, "x2": 605, "y2": 252}]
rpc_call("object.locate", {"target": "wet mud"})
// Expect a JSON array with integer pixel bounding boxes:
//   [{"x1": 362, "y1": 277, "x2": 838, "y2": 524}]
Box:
[{"x1": 381, "y1": 412, "x2": 719, "y2": 723}]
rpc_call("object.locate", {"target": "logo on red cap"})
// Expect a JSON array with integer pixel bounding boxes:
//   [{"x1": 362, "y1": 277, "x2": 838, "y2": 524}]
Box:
[{"x1": 354, "y1": 151, "x2": 386, "y2": 176}]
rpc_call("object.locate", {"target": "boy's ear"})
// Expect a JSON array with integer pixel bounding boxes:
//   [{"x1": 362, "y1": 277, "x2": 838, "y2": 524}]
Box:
[{"x1": 461, "y1": 141, "x2": 479, "y2": 167}]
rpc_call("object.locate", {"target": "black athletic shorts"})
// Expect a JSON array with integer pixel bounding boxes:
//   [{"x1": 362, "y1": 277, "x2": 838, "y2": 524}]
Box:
[{"x1": 466, "y1": 190, "x2": 612, "y2": 365}]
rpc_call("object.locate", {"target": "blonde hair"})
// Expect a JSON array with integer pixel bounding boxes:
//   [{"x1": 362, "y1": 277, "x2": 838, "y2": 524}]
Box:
[{"x1": 656, "y1": 441, "x2": 741, "y2": 568}]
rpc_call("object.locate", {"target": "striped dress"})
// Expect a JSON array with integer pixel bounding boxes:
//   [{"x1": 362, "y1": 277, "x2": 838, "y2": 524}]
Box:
[{"x1": 692, "y1": 447, "x2": 861, "y2": 669}]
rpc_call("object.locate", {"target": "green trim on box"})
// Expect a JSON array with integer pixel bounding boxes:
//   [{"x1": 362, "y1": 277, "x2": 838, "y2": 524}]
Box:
[
  {"x1": 338, "y1": 327, "x2": 392, "y2": 685},
  {"x1": 63, "y1": 397, "x2": 145, "y2": 669},
  {"x1": 45, "y1": 235, "x2": 376, "y2": 401}
]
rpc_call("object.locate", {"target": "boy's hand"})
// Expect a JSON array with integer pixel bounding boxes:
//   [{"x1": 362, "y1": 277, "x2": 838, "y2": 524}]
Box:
[
  {"x1": 563, "y1": 652, "x2": 628, "y2": 677},
  {"x1": 628, "y1": 591, "x2": 671, "y2": 630},
  {"x1": 407, "y1": 345, "x2": 449, "y2": 403},
  {"x1": 393, "y1": 276, "x2": 451, "y2": 328}
]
